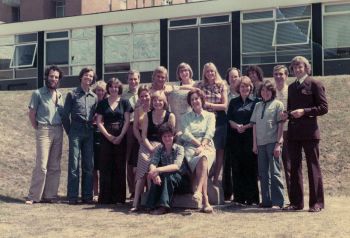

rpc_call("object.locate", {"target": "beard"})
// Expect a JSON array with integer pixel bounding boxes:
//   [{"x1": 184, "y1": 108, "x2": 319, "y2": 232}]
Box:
[{"x1": 46, "y1": 79, "x2": 59, "y2": 89}]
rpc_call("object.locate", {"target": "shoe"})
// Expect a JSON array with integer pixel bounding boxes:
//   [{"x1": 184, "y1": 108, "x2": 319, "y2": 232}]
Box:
[
  {"x1": 68, "y1": 200, "x2": 79, "y2": 205},
  {"x1": 192, "y1": 192, "x2": 202, "y2": 203},
  {"x1": 150, "y1": 207, "x2": 168, "y2": 215},
  {"x1": 82, "y1": 199, "x2": 95, "y2": 205},
  {"x1": 282, "y1": 205, "x2": 303, "y2": 211},
  {"x1": 271, "y1": 206, "x2": 282, "y2": 210},
  {"x1": 259, "y1": 203, "x2": 272, "y2": 208},
  {"x1": 129, "y1": 207, "x2": 139, "y2": 213},
  {"x1": 41, "y1": 198, "x2": 60, "y2": 204},
  {"x1": 202, "y1": 204, "x2": 214, "y2": 213},
  {"x1": 93, "y1": 195, "x2": 99, "y2": 202},
  {"x1": 25, "y1": 200, "x2": 34, "y2": 205},
  {"x1": 308, "y1": 207, "x2": 322, "y2": 212}
]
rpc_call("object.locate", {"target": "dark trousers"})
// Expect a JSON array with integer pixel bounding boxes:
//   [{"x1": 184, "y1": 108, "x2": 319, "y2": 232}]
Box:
[
  {"x1": 228, "y1": 132, "x2": 259, "y2": 205},
  {"x1": 146, "y1": 172, "x2": 191, "y2": 209},
  {"x1": 282, "y1": 131, "x2": 291, "y2": 202},
  {"x1": 98, "y1": 136, "x2": 126, "y2": 204},
  {"x1": 223, "y1": 144, "x2": 233, "y2": 200},
  {"x1": 288, "y1": 139, "x2": 324, "y2": 209}
]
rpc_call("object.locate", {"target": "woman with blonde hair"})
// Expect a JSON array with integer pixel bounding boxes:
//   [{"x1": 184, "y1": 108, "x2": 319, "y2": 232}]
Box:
[
  {"x1": 130, "y1": 91, "x2": 175, "y2": 211},
  {"x1": 196, "y1": 62, "x2": 228, "y2": 186}
]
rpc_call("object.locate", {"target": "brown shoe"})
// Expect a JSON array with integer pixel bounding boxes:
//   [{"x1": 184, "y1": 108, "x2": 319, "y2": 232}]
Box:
[
  {"x1": 282, "y1": 205, "x2": 303, "y2": 211},
  {"x1": 150, "y1": 207, "x2": 168, "y2": 215},
  {"x1": 308, "y1": 207, "x2": 322, "y2": 212}
]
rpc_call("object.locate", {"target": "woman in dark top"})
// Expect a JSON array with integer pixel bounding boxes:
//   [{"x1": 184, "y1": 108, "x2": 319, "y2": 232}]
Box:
[
  {"x1": 226, "y1": 76, "x2": 259, "y2": 205},
  {"x1": 96, "y1": 78, "x2": 132, "y2": 204},
  {"x1": 131, "y1": 91, "x2": 175, "y2": 211}
]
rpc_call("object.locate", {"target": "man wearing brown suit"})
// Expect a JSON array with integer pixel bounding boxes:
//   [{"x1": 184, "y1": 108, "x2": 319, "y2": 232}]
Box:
[{"x1": 282, "y1": 56, "x2": 328, "y2": 212}]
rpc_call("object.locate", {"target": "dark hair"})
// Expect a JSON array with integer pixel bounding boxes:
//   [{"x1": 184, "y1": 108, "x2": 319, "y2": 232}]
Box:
[
  {"x1": 106, "y1": 77, "x2": 123, "y2": 95},
  {"x1": 259, "y1": 79, "x2": 276, "y2": 100},
  {"x1": 78, "y1": 67, "x2": 96, "y2": 83},
  {"x1": 187, "y1": 88, "x2": 205, "y2": 107},
  {"x1": 225, "y1": 67, "x2": 241, "y2": 84},
  {"x1": 44, "y1": 65, "x2": 63, "y2": 82},
  {"x1": 158, "y1": 123, "x2": 175, "y2": 141},
  {"x1": 246, "y1": 65, "x2": 264, "y2": 82}
]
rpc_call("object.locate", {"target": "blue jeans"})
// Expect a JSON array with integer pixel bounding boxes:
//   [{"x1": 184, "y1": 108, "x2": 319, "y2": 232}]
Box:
[
  {"x1": 67, "y1": 123, "x2": 94, "y2": 201},
  {"x1": 258, "y1": 143, "x2": 284, "y2": 207}
]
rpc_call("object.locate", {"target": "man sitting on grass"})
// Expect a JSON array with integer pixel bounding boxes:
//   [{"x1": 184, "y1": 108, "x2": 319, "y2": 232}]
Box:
[{"x1": 146, "y1": 124, "x2": 191, "y2": 215}]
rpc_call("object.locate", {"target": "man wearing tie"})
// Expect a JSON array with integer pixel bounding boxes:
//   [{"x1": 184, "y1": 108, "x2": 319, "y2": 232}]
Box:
[{"x1": 282, "y1": 56, "x2": 328, "y2": 212}]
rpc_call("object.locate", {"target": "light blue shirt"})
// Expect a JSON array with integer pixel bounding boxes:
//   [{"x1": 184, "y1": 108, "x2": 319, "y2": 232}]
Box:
[{"x1": 28, "y1": 86, "x2": 63, "y2": 125}]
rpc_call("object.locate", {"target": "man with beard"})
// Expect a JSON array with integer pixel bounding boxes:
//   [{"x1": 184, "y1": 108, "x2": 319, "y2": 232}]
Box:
[{"x1": 25, "y1": 65, "x2": 64, "y2": 204}]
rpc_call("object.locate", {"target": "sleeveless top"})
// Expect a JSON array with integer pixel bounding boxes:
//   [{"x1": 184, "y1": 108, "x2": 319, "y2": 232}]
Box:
[{"x1": 147, "y1": 110, "x2": 170, "y2": 142}]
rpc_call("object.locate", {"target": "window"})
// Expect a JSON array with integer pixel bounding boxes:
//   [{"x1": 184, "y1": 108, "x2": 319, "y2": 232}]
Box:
[
  {"x1": 168, "y1": 14, "x2": 231, "y2": 81},
  {"x1": 55, "y1": 0, "x2": 65, "y2": 18},
  {"x1": 45, "y1": 27, "x2": 96, "y2": 76},
  {"x1": 241, "y1": 6, "x2": 312, "y2": 66},
  {"x1": 11, "y1": 7, "x2": 20, "y2": 22},
  {"x1": 10, "y1": 43, "x2": 37, "y2": 68},
  {"x1": 103, "y1": 21, "x2": 160, "y2": 77},
  {"x1": 323, "y1": 3, "x2": 350, "y2": 75},
  {"x1": 273, "y1": 20, "x2": 311, "y2": 46}
]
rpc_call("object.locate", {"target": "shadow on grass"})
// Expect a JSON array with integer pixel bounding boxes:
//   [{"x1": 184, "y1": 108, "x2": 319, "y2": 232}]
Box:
[{"x1": 0, "y1": 194, "x2": 24, "y2": 204}]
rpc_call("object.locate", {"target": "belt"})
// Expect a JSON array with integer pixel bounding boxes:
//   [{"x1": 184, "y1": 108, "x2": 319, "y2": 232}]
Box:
[{"x1": 38, "y1": 123, "x2": 62, "y2": 127}]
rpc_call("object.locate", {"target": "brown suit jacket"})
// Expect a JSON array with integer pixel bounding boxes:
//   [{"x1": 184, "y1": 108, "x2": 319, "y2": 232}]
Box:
[{"x1": 287, "y1": 76, "x2": 328, "y2": 140}]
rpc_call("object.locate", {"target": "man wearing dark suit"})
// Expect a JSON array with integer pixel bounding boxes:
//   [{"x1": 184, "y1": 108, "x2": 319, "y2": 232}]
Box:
[{"x1": 282, "y1": 56, "x2": 328, "y2": 212}]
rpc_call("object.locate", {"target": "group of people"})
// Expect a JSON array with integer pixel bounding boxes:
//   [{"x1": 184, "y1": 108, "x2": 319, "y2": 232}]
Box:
[{"x1": 25, "y1": 55, "x2": 328, "y2": 214}]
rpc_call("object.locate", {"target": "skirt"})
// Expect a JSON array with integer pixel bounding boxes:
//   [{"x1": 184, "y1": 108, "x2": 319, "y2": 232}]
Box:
[
  {"x1": 183, "y1": 139, "x2": 216, "y2": 173},
  {"x1": 135, "y1": 141, "x2": 161, "y2": 181}
]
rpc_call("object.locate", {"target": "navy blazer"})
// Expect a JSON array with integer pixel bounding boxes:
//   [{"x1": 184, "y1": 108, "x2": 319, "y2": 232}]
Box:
[{"x1": 287, "y1": 76, "x2": 328, "y2": 140}]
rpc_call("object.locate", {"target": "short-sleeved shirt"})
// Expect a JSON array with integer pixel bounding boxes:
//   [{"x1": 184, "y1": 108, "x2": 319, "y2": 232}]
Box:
[
  {"x1": 28, "y1": 86, "x2": 63, "y2": 125},
  {"x1": 96, "y1": 98, "x2": 133, "y2": 127},
  {"x1": 196, "y1": 81, "x2": 227, "y2": 125},
  {"x1": 150, "y1": 143, "x2": 185, "y2": 173},
  {"x1": 250, "y1": 99, "x2": 284, "y2": 146},
  {"x1": 121, "y1": 89, "x2": 138, "y2": 122}
]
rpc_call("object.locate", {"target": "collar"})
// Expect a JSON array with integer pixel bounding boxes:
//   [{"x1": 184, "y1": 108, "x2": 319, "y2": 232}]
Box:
[
  {"x1": 160, "y1": 144, "x2": 177, "y2": 154},
  {"x1": 191, "y1": 109, "x2": 205, "y2": 119},
  {"x1": 262, "y1": 98, "x2": 273, "y2": 104},
  {"x1": 296, "y1": 74, "x2": 308, "y2": 84},
  {"x1": 77, "y1": 86, "x2": 94, "y2": 96}
]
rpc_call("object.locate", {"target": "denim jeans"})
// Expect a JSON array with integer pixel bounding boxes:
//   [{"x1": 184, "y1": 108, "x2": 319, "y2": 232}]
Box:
[
  {"x1": 67, "y1": 122, "x2": 94, "y2": 201},
  {"x1": 258, "y1": 143, "x2": 284, "y2": 207}
]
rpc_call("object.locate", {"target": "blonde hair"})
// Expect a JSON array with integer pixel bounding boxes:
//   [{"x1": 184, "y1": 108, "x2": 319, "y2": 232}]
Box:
[
  {"x1": 273, "y1": 65, "x2": 289, "y2": 76},
  {"x1": 176, "y1": 62, "x2": 194, "y2": 82},
  {"x1": 92, "y1": 80, "x2": 107, "y2": 93},
  {"x1": 128, "y1": 69, "x2": 140, "y2": 79},
  {"x1": 238, "y1": 76, "x2": 254, "y2": 94},
  {"x1": 152, "y1": 66, "x2": 168, "y2": 83},
  {"x1": 289, "y1": 56, "x2": 311, "y2": 76},
  {"x1": 201, "y1": 62, "x2": 224, "y2": 85},
  {"x1": 150, "y1": 91, "x2": 168, "y2": 111}
]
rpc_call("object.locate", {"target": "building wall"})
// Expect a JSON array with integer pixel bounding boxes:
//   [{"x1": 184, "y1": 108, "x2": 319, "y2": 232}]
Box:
[
  {"x1": 21, "y1": 0, "x2": 53, "y2": 21},
  {"x1": 0, "y1": 2, "x2": 13, "y2": 23},
  {"x1": 81, "y1": 0, "x2": 110, "y2": 14},
  {"x1": 65, "y1": 0, "x2": 82, "y2": 17}
]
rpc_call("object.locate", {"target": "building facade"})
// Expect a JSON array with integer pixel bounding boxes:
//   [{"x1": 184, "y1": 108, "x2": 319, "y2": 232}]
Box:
[{"x1": 0, "y1": 0, "x2": 349, "y2": 90}]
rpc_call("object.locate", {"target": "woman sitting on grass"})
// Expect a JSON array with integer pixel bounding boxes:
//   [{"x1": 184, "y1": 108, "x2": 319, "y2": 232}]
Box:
[{"x1": 146, "y1": 124, "x2": 191, "y2": 215}]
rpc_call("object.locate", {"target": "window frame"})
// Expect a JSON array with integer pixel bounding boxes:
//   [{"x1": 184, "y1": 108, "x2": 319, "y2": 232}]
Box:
[
  {"x1": 9, "y1": 43, "x2": 38, "y2": 68},
  {"x1": 272, "y1": 19, "x2": 311, "y2": 47}
]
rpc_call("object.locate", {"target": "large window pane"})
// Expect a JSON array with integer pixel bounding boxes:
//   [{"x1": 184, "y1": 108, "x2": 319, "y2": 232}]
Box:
[
  {"x1": 200, "y1": 25, "x2": 231, "y2": 78},
  {"x1": 325, "y1": 3, "x2": 350, "y2": 13},
  {"x1": 168, "y1": 28, "x2": 198, "y2": 81},
  {"x1": 324, "y1": 15, "x2": 350, "y2": 49},
  {"x1": 242, "y1": 11, "x2": 273, "y2": 21},
  {"x1": 10, "y1": 44, "x2": 37, "y2": 68},
  {"x1": 16, "y1": 33, "x2": 37, "y2": 43},
  {"x1": 274, "y1": 20, "x2": 310, "y2": 46},
  {"x1": 46, "y1": 40, "x2": 69, "y2": 65},
  {"x1": 242, "y1": 21, "x2": 274, "y2": 53}
]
